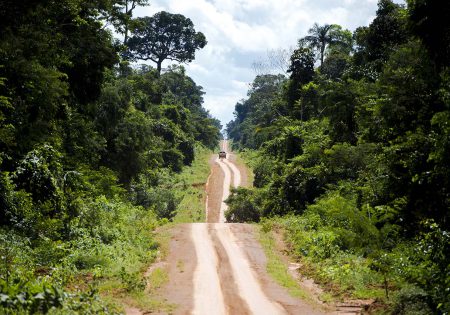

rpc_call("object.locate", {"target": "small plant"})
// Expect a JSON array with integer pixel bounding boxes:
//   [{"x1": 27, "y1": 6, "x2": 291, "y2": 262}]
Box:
[
  {"x1": 146, "y1": 268, "x2": 168, "y2": 293},
  {"x1": 119, "y1": 267, "x2": 147, "y2": 292}
]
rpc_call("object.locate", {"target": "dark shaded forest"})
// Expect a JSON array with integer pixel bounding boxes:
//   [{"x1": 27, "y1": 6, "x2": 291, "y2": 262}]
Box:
[
  {"x1": 0, "y1": 0, "x2": 220, "y2": 312},
  {"x1": 226, "y1": 0, "x2": 449, "y2": 313}
]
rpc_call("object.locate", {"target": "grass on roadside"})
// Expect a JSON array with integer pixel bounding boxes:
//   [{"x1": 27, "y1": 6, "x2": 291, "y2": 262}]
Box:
[
  {"x1": 259, "y1": 215, "x2": 391, "y2": 310},
  {"x1": 106, "y1": 207, "x2": 182, "y2": 313},
  {"x1": 257, "y1": 225, "x2": 314, "y2": 302},
  {"x1": 172, "y1": 145, "x2": 213, "y2": 223}
]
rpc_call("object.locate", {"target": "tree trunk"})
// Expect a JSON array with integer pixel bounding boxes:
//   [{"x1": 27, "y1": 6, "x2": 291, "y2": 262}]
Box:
[
  {"x1": 124, "y1": 25, "x2": 129, "y2": 45},
  {"x1": 123, "y1": 0, "x2": 136, "y2": 45},
  {"x1": 320, "y1": 45, "x2": 325, "y2": 66},
  {"x1": 157, "y1": 60, "x2": 162, "y2": 75},
  {"x1": 123, "y1": 1, "x2": 129, "y2": 45},
  {"x1": 384, "y1": 274, "x2": 389, "y2": 299}
]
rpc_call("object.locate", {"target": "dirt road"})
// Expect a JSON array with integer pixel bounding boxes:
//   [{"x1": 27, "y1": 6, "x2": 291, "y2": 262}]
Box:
[
  {"x1": 131, "y1": 140, "x2": 325, "y2": 314},
  {"x1": 213, "y1": 141, "x2": 240, "y2": 223}
]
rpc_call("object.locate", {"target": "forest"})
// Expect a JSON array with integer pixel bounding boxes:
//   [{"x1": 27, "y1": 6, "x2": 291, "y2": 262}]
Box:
[
  {"x1": 1, "y1": 0, "x2": 449, "y2": 314},
  {"x1": 0, "y1": 0, "x2": 220, "y2": 313},
  {"x1": 226, "y1": 0, "x2": 449, "y2": 313}
]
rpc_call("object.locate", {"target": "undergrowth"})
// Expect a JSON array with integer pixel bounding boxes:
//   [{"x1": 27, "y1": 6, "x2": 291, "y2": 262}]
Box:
[
  {"x1": 172, "y1": 145, "x2": 213, "y2": 223},
  {"x1": 0, "y1": 144, "x2": 214, "y2": 314},
  {"x1": 0, "y1": 198, "x2": 161, "y2": 314},
  {"x1": 260, "y1": 210, "x2": 441, "y2": 314}
]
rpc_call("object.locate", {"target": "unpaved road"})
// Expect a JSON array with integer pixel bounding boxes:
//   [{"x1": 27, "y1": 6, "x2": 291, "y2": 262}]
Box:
[
  {"x1": 213, "y1": 140, "x2": 241, "y2": 223},
  {"x1": 130, "y1": 140, "x2": 326, "y2": 315}
]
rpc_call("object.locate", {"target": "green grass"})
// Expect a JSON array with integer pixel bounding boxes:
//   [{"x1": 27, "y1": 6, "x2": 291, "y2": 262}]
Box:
[
  {"x1": 130, "y1": 291, "x2": 176, "y2": 313},
  {"x1": 95, "y1": 219, "x2": 176, "y2": 313},
  {"x1": 257, "y1": 226, "x2": 313, "y2": 302},
  {"x1": 262, "y1": 216, "x2": 389, "y2": 305},
  {"x1": 173, "y1": 145, "x2": 213, "y2": 223},
  {"x1": 147, "y1": 267, "x2": 169, "y2": 293}
]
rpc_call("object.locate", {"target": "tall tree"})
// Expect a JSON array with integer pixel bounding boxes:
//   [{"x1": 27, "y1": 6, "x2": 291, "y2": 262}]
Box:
[
  {"x1": 127, "y1": 11, "x2": 207, "y2": 74},
  {"x1": 287, "y1": 48, "x2": 315, "y2": 84},
  {"x1": 408, "y1": 0, "x2": 450, "y2": 69},
  {"x1": 301, "y1": 23, "x2": 350, "y2": 66},
  {"x1": 112, "y1": 0, "x2": 150, "y2": 45},
  {"x1": 353, "y1": 0, "x2": 408, "y2": 73}
]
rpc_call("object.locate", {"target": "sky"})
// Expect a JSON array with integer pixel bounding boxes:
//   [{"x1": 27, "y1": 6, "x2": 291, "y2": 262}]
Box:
[{"x1": 134, "y1": 0, "x2": 405, "y2": 128}]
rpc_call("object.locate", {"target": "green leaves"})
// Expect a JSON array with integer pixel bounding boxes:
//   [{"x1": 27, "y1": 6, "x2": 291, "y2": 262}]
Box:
[
  {"x1": 127, "y1": 11, "x2": 207, "y2": 73},
  {"x1": 0, "y1": 2, "x2": 218, "y2": 313},
  {"x1": 225, "y1": 187, "x2": 262, "y2": 223},
  {"x1": 228, "y1": 5, "x2": 449, "y2": 311},
  {"x1": 301, "y1": 23, "x2": 352, "y2": 66}
]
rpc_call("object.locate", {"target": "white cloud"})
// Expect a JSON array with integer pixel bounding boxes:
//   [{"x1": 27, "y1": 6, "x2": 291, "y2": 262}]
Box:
[
  {"x1": 134, "y1": 0, "x2": 382, "y2": 127},
  {"x1": 203, "y1": 94, "x2": 244, "y2": 125}
]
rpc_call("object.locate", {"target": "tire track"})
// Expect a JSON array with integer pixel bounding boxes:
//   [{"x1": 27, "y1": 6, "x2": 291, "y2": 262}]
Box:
[
  {"x1": 216, "y1": 157, "x2": 231, "y2": 223},
  {"x1": 209, "y1": 226, "x2": 251, "y2": 315},
  {"x1": 215, "y1": 139, "x2": 241, "y2": 222},
  {"x1": 223, "y1": 158, "x2": 241, "y2": 188},
  {"x1": 191, "y1": 223, "x2": 226, "y2": 315},
  {"x1": 191, "y1": 140, "x2": 285, "y2": 314},
  {"x1": 215, "y1": 223, "x2": 286, "y2": 315}
]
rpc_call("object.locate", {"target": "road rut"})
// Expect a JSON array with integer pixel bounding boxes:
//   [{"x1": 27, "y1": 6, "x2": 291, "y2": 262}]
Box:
[{"x1": 132, "y1": 140, "x2": 326, "y2": 315}]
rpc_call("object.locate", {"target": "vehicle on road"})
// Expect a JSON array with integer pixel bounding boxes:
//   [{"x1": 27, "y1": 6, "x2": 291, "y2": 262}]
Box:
[{"x1": 219, "y1": 151, "x2": 226, "y2": 159}]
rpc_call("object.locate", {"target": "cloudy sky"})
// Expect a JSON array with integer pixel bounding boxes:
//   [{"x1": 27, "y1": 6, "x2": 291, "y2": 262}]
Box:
[{"x1": 134, "y1": 0, "x2": 405, "y2": 127}]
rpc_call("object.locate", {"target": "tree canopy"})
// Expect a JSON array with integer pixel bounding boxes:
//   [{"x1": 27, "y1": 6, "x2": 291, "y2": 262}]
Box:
[
  {"x1": 300, "y1": 23, "x2": 352, "y2": 66},
  {"x1": 127, "y1": 11, "x2": 207, "y2": 74}
]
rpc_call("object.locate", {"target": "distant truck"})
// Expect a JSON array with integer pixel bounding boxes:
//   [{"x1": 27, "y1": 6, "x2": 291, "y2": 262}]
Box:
[{"x1": 219, "y1": 151, "x2": 226, "y2": 159}]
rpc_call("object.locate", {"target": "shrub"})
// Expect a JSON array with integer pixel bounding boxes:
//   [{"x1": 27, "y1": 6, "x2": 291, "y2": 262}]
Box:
[
  {"x1": 391, "y1": 285, "x2": 433, "y2": 315},
  {"x1": 304, "y1": 191, "x2": 379, "y2": 251},
  {"x1": 225, "y1": 187, "x2": 261, "y2": 222},
  {"x1": 130, "y1": 171, "x2": 178, "y2": 220}
]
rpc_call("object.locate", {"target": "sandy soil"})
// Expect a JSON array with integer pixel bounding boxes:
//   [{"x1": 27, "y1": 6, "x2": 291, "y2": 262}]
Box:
[
  {"x1": 153, "y1": 224, "x2": 197, "y2": 315},
  {"x1": 158, "y1": 221, "x2": 326, "y2": 315},
  {"x1": 215, "y1": 157, "x2": 232, "y2": 223},
  {"x1": 206, "y1": 155, "x2": 224, "y2": 223},
  {"x1": 223, "y1": 139, "x2": 251, "y2": 188},
  {"x1": 191, "y1": 223, "x2": 226, "y2": 314}
]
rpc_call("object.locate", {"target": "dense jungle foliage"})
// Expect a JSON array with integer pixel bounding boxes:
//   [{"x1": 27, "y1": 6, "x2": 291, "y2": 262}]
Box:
[
  {"x1": 0, "y1": 0, "x2": 220, "y2": 312},
  {"x1": 226, "y1": 0, "x2": 450, "y2": 313}
]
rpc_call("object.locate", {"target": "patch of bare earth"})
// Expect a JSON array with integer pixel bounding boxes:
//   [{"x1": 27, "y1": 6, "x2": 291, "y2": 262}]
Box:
[
  {"x1": 124, "y1": 306, "x2": 143, "y2": 315},
  {"x1": 208, "y1": 225, "x2": 251, "y2": 314},
  {"x1": 206, "y1": 155, "x2": 224, "y2": 223},
  {"x1": 149, "y1": 224, "x2": 197, "y2": 315}
]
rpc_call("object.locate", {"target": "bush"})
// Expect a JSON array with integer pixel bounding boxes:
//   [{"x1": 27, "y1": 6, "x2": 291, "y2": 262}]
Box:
[
  {"x1": 13, "y1": 145, "x2": 63, "y2": 213},
  {"x1": 281, "y1": 191, "x2": 379, "y2": 258},
  {"x1": 0, "y1": 280, "x2": 118, "y2": 314},
  {"x1": 391, "y1": 285, "x2": 433, "y2": 315},
  {"x1": 130, "y1": 171, "x2": 178, "y2": 220},
  {"x1": 0, "y1": 172, "x2": 35, "y2": 232},
  {"x1": 304, "y1": 191, "x2": 379, "y2": 251},
  {"x1": 225, "y1": 187, "x2": 261, "y2": 222}
]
